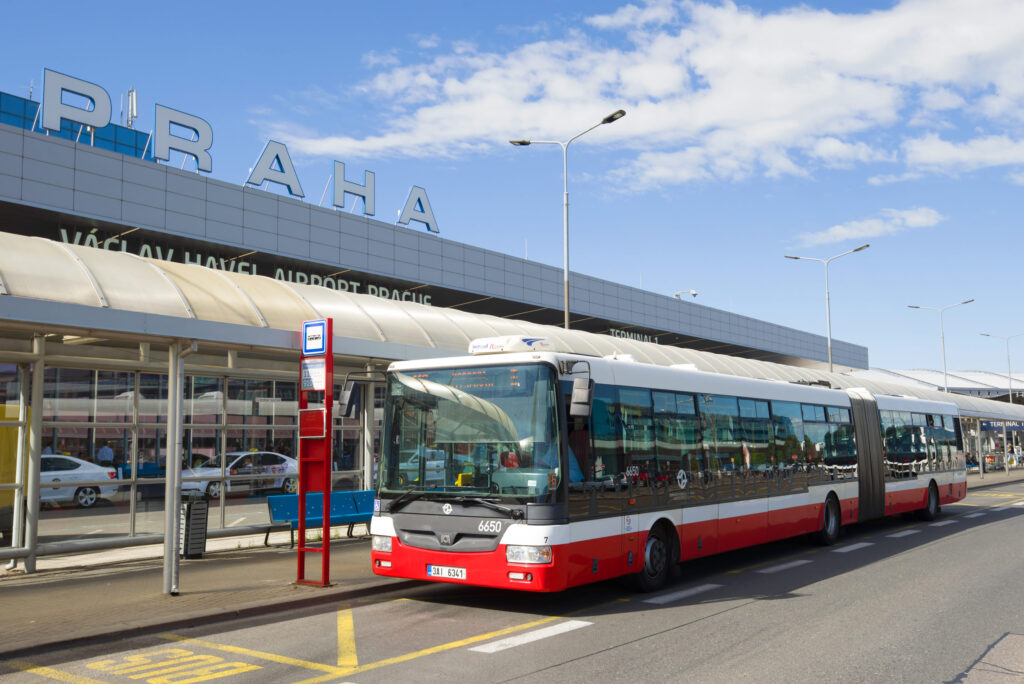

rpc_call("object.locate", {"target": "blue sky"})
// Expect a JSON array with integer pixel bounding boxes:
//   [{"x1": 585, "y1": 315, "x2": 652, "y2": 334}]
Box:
[{"x1": 4, "y1": 0, "x2": 1024, "y2": 374}]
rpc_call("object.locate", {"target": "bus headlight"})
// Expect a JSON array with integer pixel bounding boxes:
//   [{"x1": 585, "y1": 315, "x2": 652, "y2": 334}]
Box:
[
  {"x1": 372, "y1": 535, "x2": 392, "y2": 553},
  {"x1": 506, "y1": 545, "x2": 552, "y2": 564}
]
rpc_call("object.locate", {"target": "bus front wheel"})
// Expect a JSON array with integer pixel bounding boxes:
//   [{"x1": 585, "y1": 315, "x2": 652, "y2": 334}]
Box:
[{"x1": 633, "y1": 527, "x2": 671, "y2": 592}]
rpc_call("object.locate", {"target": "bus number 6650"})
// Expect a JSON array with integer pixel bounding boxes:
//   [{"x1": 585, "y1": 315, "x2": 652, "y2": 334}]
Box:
[{"x1": 478, "y1": 520, "x2": 503, "y2": 533}]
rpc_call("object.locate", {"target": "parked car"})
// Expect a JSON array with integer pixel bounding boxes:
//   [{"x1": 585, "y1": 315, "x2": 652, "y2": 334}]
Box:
[
  {"x1": 183, "y1": 451, "x2": 298, "y2": 498},
  {"x1": 40, "y1": 455, "x2": 119, "y2": 508}
]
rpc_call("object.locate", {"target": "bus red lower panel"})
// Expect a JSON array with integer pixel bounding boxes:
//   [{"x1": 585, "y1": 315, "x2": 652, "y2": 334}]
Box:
[
  {"x1": 767, "y1": 503, "x2": 819, "y2": 542},
  {"x1": 678, "y1": 519, "x2": 718, "y2": 561},
  {"x1": 886, "y1": 487, "x2": 926, "y2": 515},
  {"x1": 372, "y1": 544, "x2": 570, "y2": 592}
]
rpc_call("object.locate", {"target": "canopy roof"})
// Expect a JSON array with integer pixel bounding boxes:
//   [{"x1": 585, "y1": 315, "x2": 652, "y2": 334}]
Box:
[{"x1": 2, "y1": 232, "x2": 1022, "y2": 422}]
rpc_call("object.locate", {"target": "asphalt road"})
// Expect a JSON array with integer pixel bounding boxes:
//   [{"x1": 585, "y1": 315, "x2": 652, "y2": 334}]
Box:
[{"x1": 6, "y1": 482, "x2": 1024, "y2": 683}]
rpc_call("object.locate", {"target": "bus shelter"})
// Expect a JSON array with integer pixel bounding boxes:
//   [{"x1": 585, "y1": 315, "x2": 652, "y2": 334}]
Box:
[{"x1": 3, "y1": 232, "x2": 1024, "y2": 575}]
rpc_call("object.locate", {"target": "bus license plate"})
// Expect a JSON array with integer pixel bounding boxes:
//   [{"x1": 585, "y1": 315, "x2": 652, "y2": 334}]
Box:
[{"x1": 427, "y1": 564, "x2": 466, "y2": 580}]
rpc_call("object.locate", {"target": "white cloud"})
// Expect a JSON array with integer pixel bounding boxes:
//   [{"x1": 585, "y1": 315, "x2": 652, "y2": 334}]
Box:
[
  {"x1": 264, "y1": 0, "x2": 1024, "y2": 187},
  {"x1": 416, "y1": 34, "x2": 440, "y2": 49},
  {"x1": 586, "y1": 0, "x2": 679, "y2": 29},
  {"x1": 361, "y1": 50, "x2": 400, "y2": 68},
  {"x1": 797, "y1": 207, "x2": 946, "y2": 247},
  {"x1": 867, "y1": 171, "x2": 923, "y2": 185},
  {"x1": 808, "y1": 137, "x2": 893, "y2": 167},
  {"x1": 904, "y1": 133, "x2": 1024, "y2": 171}
]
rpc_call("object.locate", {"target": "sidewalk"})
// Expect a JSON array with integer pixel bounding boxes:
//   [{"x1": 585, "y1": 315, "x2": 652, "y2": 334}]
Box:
[
  {"x1": 2, "y1": 469, "x2": 1024, "y2": 659},
  {"x1": 0, "y1": 530, "x2": 415, "y2": 658}
]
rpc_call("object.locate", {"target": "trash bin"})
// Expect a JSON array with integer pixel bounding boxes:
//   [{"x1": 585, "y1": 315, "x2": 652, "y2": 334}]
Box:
[{"x1": 180, "y1": 490, "x2": 209, "y2": 559}]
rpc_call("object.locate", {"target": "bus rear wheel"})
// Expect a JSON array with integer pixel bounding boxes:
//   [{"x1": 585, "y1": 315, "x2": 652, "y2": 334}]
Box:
[
  {"x1": 813, "y1": 495, "x2": 840, "y2": 546},
  {"x1": 916, "y1": 482, "x2": 940, "y2": 521}
]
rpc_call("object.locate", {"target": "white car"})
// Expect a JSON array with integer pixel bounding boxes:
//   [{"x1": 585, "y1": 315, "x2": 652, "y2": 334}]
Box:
[
  {"x1": 40, "y1": 455, "x2": 119, "y2": 508},
  {"x1": 183, "y1": 451, "x2": 298, "y2": 498}
]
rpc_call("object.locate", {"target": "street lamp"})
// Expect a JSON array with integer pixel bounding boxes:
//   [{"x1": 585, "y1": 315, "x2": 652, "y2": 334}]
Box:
[
  {"x1": 510, "y1": 109, "x2": 626, "y2": 329},
  {"x1": 908, "y1": 298, "x2": 974, "y2": 392},
  {"x1": 674, "y1": 289, "x2": 698, "y2": 299},
  {"x1": 784, "y1": 243, "x2": 870, "y2": 372},
  {"x1": 980, "y1": 331, "x2": 1024, "y2": 404}
]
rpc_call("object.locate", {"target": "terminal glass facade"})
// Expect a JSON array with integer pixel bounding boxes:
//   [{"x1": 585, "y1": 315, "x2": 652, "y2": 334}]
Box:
[
  {"x1": 1, "y1": 358, "x2": 378, "y2": 547},
  {"x1": 0, "y1": 92, "x2": 154, "y2": 161}
]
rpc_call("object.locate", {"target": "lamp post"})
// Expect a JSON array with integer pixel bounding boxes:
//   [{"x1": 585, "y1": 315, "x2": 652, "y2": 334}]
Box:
[
  {"x1": 674, "y1": 289, "x2": 698, "y2": 299},
  {"x1": 784, "y1": 243, "x2": 870, "y2": 373},
  {"x1": 908, "y1": 298, "x2": 974, "y2": 392},
  {"x1": 980, "y1": 331, "x2": 1024, "y2": 404},
  {"x1": 510, "y1": 109, "x2": 626, "y2": 329}
]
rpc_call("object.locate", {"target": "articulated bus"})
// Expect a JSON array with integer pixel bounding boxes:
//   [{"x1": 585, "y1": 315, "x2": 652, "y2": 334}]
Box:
[{"x1": 369, "y1": 336, "x2": 966, "y2": 592}]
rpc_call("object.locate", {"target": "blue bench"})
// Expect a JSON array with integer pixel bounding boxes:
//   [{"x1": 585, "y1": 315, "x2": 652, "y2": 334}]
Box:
[{"x1": 265, "y1": 490, "x2": 375, "y2": 547}]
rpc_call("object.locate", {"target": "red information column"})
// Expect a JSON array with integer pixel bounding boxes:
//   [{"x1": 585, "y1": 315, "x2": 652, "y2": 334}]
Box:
[{"x1": 297, "y1": 318, "x2": 334, "y2": 586}]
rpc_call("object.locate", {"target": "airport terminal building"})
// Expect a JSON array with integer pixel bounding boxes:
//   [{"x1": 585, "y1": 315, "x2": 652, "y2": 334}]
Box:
[{"x1": 1, "y1": 70, "x2": 1017, "y2": 571}]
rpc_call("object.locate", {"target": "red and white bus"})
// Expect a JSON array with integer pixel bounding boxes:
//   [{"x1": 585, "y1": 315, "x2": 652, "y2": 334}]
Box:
[{"x1": 370, "y1": 336, "x2": 967, "y2": 592}]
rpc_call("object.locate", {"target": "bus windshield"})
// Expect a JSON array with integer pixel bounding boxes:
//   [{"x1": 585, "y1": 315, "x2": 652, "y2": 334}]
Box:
[{"x1": 380, "y1": 363, "x2": 561, "y2": 502}]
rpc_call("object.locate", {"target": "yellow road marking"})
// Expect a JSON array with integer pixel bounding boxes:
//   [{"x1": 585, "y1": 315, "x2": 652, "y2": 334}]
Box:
[
  {"x1": 159, "y1": 634, "x2": 346, "y2": 675},
  {"x1": 337, "y1": 609, "x2": 358, "y2": 669},
  {"x1": 318, "y1": 614, "x2": 563, "y2": 679},
  {"x1": 1, "y1": 660, "x2": 106, "y2": 683}
]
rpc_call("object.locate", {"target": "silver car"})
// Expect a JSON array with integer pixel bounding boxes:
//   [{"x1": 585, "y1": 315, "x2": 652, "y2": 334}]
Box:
[
  {"x1": 183, "y1": 451, "x2": 298, "y2": 498},
  {"x1": 40, "y1": 455, "x2": 119, "y2": 508}
]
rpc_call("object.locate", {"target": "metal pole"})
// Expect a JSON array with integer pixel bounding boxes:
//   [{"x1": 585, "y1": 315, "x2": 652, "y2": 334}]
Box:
[
  {"x1": 977, "y1": 418, "x2": 984, "y2": 479},
  {"x1": 1007, "y1": 338, "x2": 1014, "y2": 405},
  {"x1": 1003, "y1": 422, "x2": 1009, "y2": 473},
  {"x1": 939, "y1": 309, "x2": 949, "y2": 393},
  {"x1": 162, "y1": 342, "x2": 182, "y2": 595},
  {"x1": 5, "y1": 364, "x2": 29, "y2": 570},
  {"x1": 823, "y1": 261, "x2": 833, "y2": 373},
  {"x1": 362, "y1": 363, "x2": 376, "y2": 490},
  {"x1": 561, "y1": 143, "x2": 570, "y2": 330},
  {"x1": 24, "y1": 335, "x2": 44, "y2": 573}
]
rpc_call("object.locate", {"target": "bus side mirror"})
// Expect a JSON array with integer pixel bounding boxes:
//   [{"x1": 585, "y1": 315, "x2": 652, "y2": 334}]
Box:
[
  {"x1": 569, "y1": 378, "x2": 593, "y2": 418},
  {"x1": 339, "y1": 381, "x2": 359, "y2": 419}
]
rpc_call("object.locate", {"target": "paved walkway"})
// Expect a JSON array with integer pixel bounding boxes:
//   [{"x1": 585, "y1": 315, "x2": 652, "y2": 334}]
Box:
[{"x1": 2, "y1": 468, "x2": 1024, "y2": 659}]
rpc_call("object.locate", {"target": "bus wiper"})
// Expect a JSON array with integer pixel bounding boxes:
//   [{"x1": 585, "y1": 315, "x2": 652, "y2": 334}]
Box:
[
  {"x1": 450, "y1": 496, "x2": 524, "y2": 520},
  {"x1": 388, "y1": 488, "x2": 424, "y2": 513}
]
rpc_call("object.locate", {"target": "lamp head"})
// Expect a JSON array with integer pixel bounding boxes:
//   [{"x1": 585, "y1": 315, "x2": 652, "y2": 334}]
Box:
[
  {"x1": 509, "y1": 139, "x2": 532, "y2": 146},
  {"x1": 853, "y1": 243, "x2": 870, "y2": 252},
  {"x1": 601, "y1": 109, "x2": 626, "y2": 124}
]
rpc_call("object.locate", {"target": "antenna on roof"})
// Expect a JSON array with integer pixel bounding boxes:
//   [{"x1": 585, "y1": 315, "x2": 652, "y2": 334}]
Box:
[{"x1": 127, "y1": 88, "x2": 138, "y2": 129}]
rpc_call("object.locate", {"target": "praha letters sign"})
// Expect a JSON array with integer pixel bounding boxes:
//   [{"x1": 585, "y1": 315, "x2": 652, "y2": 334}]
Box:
[{"x1": 40, "y1": 69, "x2": 439, "y2": 233}]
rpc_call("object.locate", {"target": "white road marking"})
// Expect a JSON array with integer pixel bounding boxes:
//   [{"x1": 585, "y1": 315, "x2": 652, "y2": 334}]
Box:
[
  {"x1": 886, "y1": 530, "x2": 919, "y2": 538},
  {"x1": 930, "y1": 520, "x2": 958, "y2": 527},
  {"x1": 994, "y1": 506, "x2": 1014, "y2": 512},
  {"x1": 963, "y1": 512, "x2": 986, "y2": 518},
  {"x1": 227, "y1": 516, "x2": 248, "y2": 527},
  {"x1": 469, "y1": 620, "x2": 592, "y2": 653},
  {"x1": 832, "y1": 542, "x2": 873, "y2": 553},
  {"x1": 757, "y1": 560, "x2": 812, "y2": 574},
  {"x1": 643, "y1": 583, "x2": 723, "y2": 605},
  {"x1": 1013, "y1": 501, "x2": 1024, "y2": 507}
]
